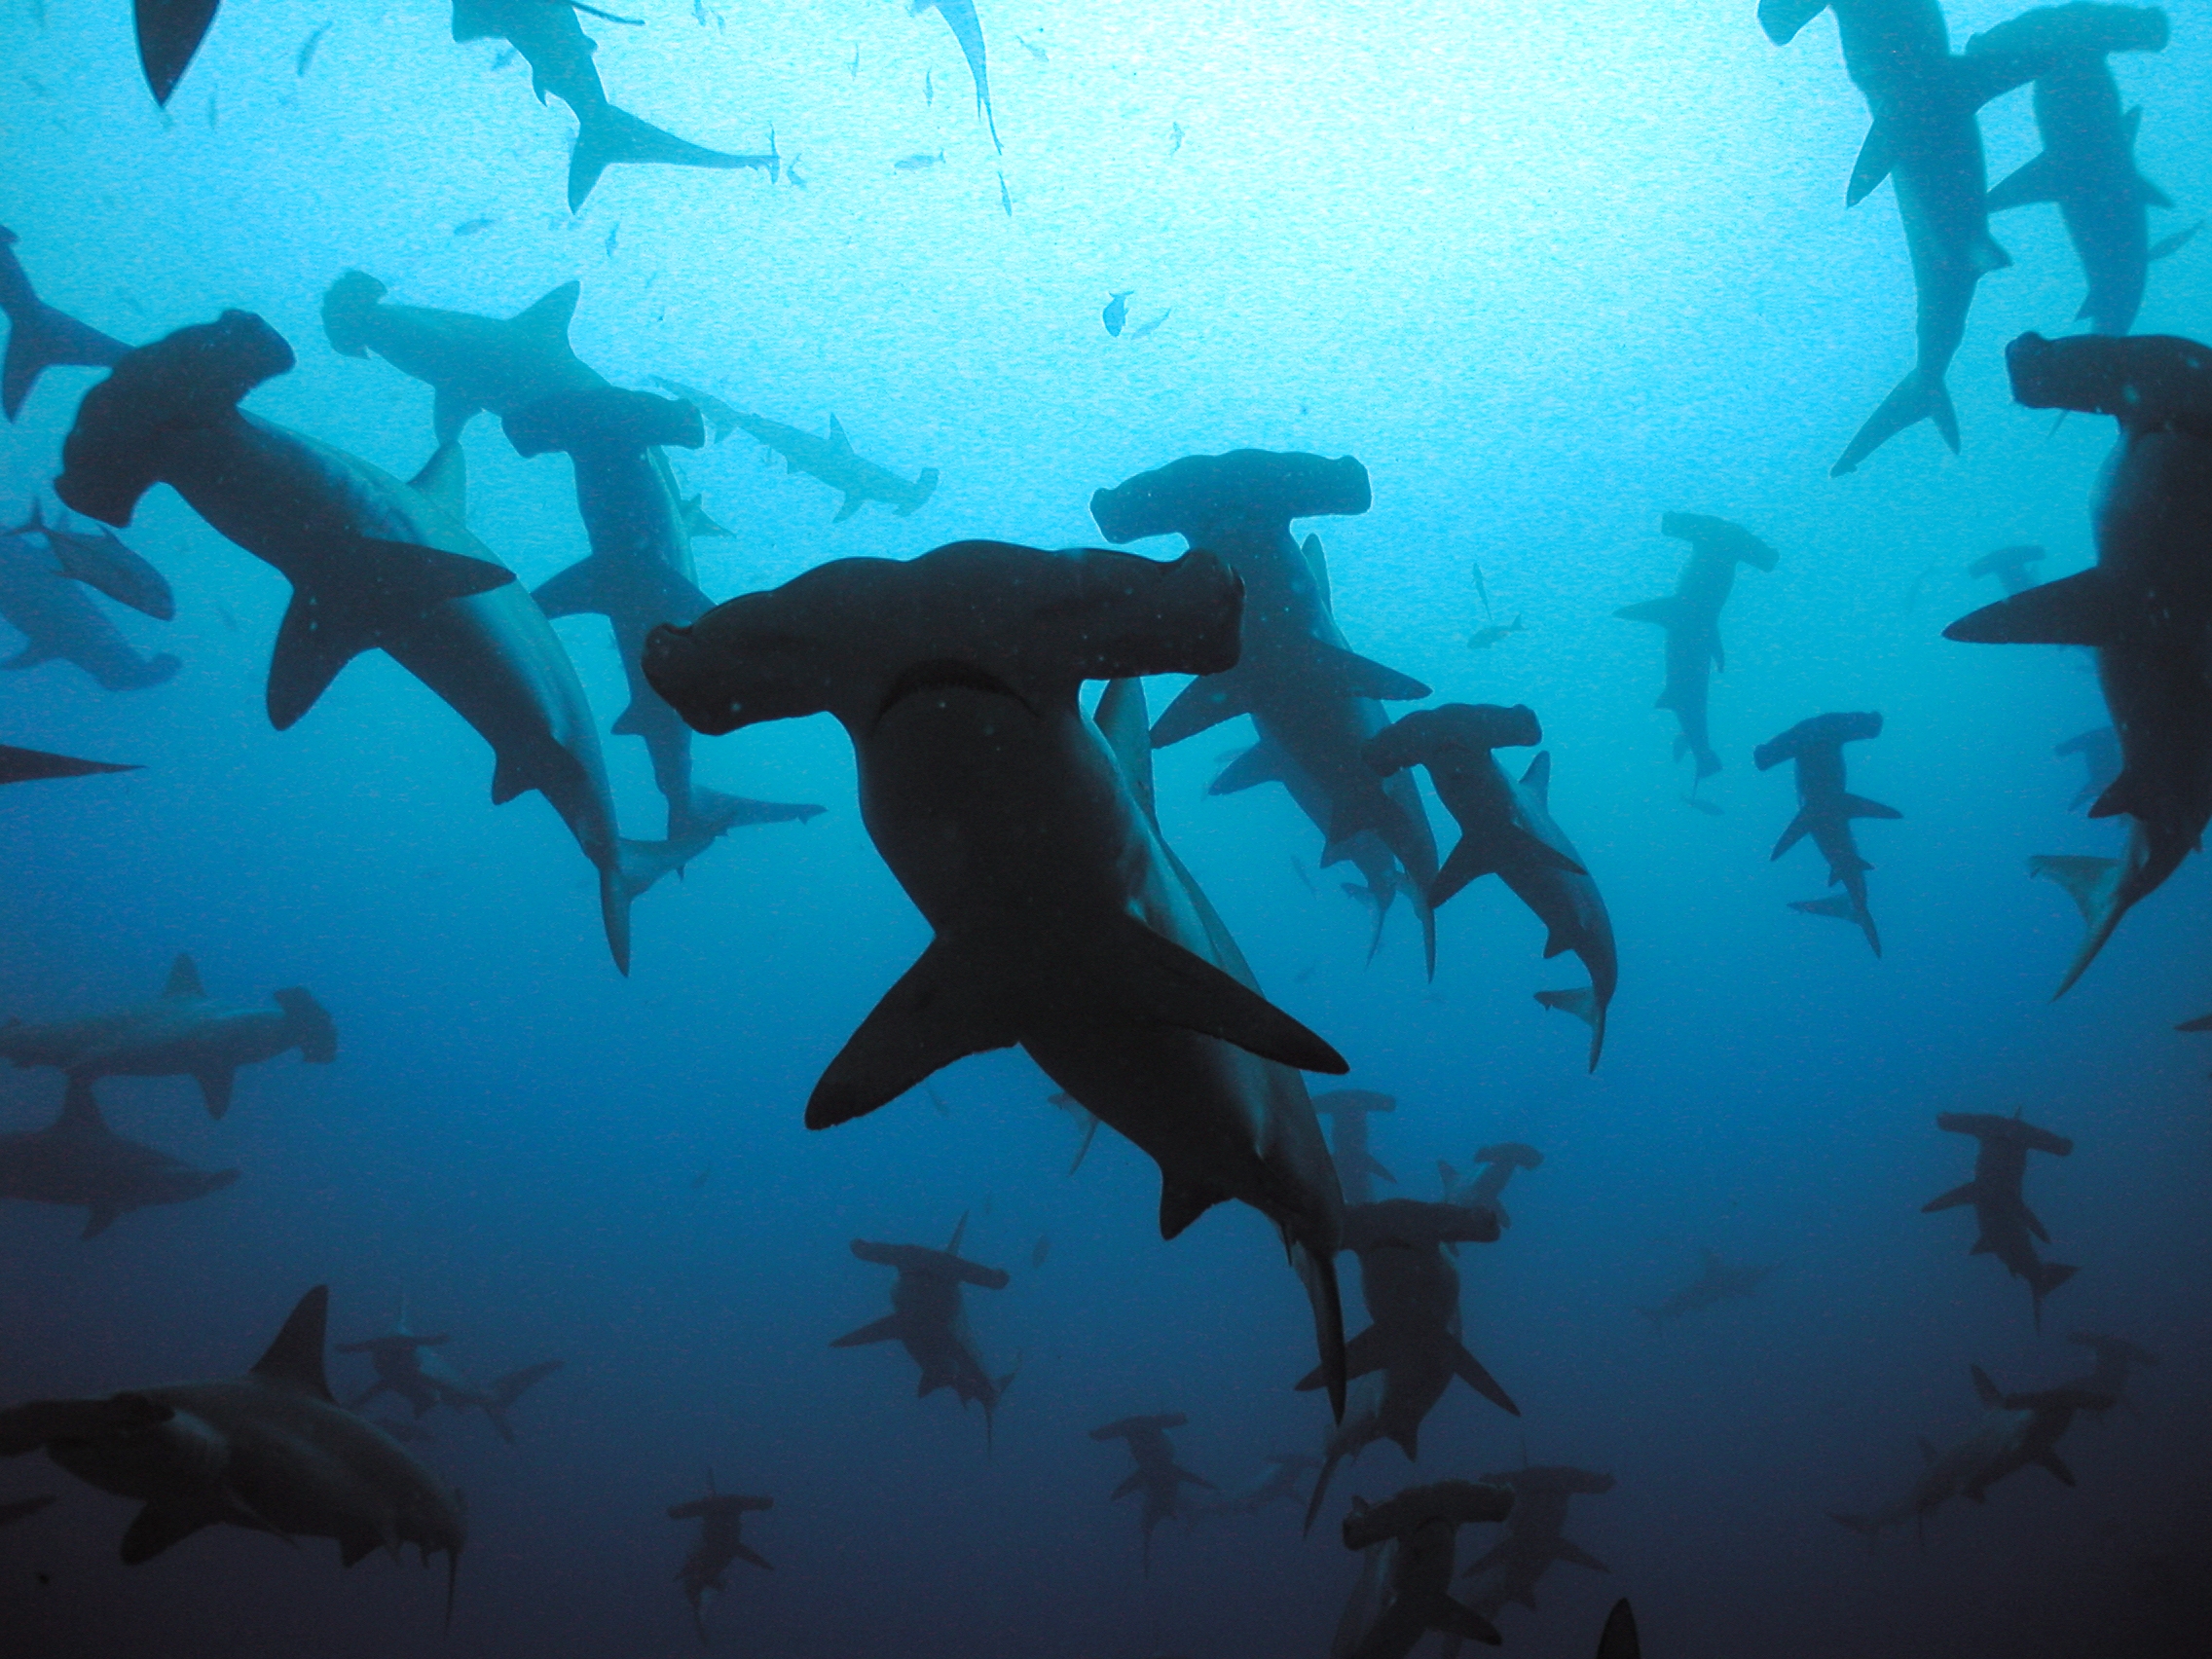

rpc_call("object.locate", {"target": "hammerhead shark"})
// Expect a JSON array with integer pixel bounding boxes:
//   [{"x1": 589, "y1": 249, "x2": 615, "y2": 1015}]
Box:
[
  {"x1": 1439, "y1": 1143, "x2": 1542, "y2": 1228},
  {"x1": 731, "y1": 411, "x2": 939, "y2": 522},
  {"x1": 1335, "y1": 1479, "x2": 1515, "y2": 1658},
  {"x1": 1188, "y1": 1452, "x2": 1321, "y2": 1523},
  {"x1": 1366, "y1": 704, "x2": 1617, "y2": 1068},
  {"x1": 1092, "y1": 1413, "x2": 1213, "y2": 1571},
  {"x1": 0, "y1": 745, "x2": 136, "y2": 786},
  {"x1": 0, "y1": 1077, "x2": 239, "y2": 1236},
  {"x1": 0, "y1": 953, "x2": 335, "y2": 1120},
  {"x1": 53, "y1": 307, "x2": 698, "y2": 973},
  {"x1": 1970, "y1": 5, "x2": 2174, "y2": 335},
  {"x1": 833, "y1": 1214, "x2": 1016, "y2": 1446},
  {"x1": 1945, "y1": 331, "x2": 2212, "y2": 994},
  {"x1": 0, "y1": 224, "x2": 129, "y2": 421},
  {"x1": 1829, "y1": 1361, "x2": 2111, "y2": 1539},
  {"x1": 0, "y1": 1286, "x2": 466, "y2": 1611},
  {"x1": 338, "y1": 1300, "x2": 563, "y2": 1444},
  {"x1": 1312, "y1": 1088, "x2": 1396, "y2": 1206},
  {"x1": 1092, "y1": 452, "x2": 1439, "y2": 975},
  {"x1": 2061, "y1": 1331, "x2": 2157, "y2": 1414},
  {"x1": 911, "y1": 0, "x2": 1003, "y2": 152},
  {"x1": 1968, "y1": 543, "x2": 2046, "y2": 596},
  {"x1": 668, "y1": 1477, "x2": 772, "y2": 1643},
  {"x1": 1638, "y1": 1248, "x2": 1773, "y2": 1330},
  {"x1": 1615, "y1": 512, "x2": 1778, "y2": 780},
  {"x1": 2, "y1": 501, "x2": 179, "y2": 690},
  {"x1": 1758, "y1": 1, "x2": 2144, "y2": 474},
  {"x1": 507, "y1": 385, "x2": 825, "y2": 839},
  {"x1": 644, "y1": 540, "x2": 1350, "y2": 1414},
  {"x1": 449, "y1": 0, "x2": 778, "y2": 208},
  {"x1": 1753, "y1": 712, "x2": 1899, "y2": 955},
  {"x1": 1300, "y1": 1199, "x2": 1518, "y2": 1534},
  {"x1": 1458, "y1": 1465, "x2": 1616, "y2": 1633},
  {"x1": 1925, "y1": 1110, "x2": 2077, "y2": 1327}
]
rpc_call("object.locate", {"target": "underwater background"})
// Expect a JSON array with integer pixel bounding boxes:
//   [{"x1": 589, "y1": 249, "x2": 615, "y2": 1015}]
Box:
[{"x1": 3, "y1": 2, "x2": 2211, "y2": 1655}]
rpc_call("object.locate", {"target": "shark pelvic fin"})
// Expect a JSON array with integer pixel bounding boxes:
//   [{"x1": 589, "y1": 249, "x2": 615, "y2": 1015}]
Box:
[
  {"x1": 1987, "y1": 150, "x2": 2061, "y2": 212},
  {"x1": 1150, "y1": 672, "x2": 1249, "y2": 747}
]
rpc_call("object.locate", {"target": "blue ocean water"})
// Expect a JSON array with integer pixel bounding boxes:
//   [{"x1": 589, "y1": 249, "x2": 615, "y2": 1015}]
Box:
[{"x1": 1, "y1": 3, "x2": 2209, "y2": 1655}]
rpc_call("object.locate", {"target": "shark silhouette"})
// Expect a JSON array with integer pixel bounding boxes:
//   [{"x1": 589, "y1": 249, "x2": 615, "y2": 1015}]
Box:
[
  {"x1": 1925, "y1": 1110, "x2": 2076, "y2": 1327},
  {"x1": 832, "y1": 1214, "x2": 1016, "y2": 1447},
  {"x1": 1615, "y1": 513, "x2": 1778, "y2": 780},
  {"x1": 1754, "y1": 712, "x2": 1898, "y2": 956},
  {"x1": 0, "y1": 1077, "x2": 239, "y2": 1237}
]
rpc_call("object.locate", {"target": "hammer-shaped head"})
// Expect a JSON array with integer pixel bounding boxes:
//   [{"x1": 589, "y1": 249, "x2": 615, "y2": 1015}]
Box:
[{"x1": 1091, "y1": 451, "x2": 1370, "y2": 546}]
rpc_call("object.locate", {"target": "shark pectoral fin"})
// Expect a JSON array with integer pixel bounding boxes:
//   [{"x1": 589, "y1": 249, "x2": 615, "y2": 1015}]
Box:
[
  {"x1": 1090, "y1": 912, "x2": 1348, "y2": 1075},
  {"x1": 1613, "y1": 597, "x2": 1683, "y2": 629},
  {"x1": 732, "y1": 1542, "x2": 773, "y2": 1570},
  {"x1": 431, "y1": 387, "x2": 481, "y2": 447},
  {"x1": 1921, "y1": 1181, "x2": 1977, "y2": 1213},
  {"x1": 807, "y1": 940, "x2": 1019, "y2": 1129},
  {"x1": 1306, "y1": 638, "x2": 1430, "y2": 702},
  {"x1": 1551, "y1": 1537, "x2": 1610, "y2": 1572},
  {"x1": 1971, "y1": 1364, "x2": 2002, "y2": 1408},
  {"x1": 1342, "y1": 1325, "x2": 1390, "y2": 1381},
  {"x1": 831, "y1": 493, "x2": 865, "y2": 524},
  {"x1": 1151, "y1": 673, "x2": 1248, "y2": 748},
  {"x1": 1770, "y1": 809, "x2": 1814, "y2": 861},
  {"x1": 2136, "y1": 174, "x2": 2174, "y2": 210},
  {"x1": 1986, "y1": 151, "x2": 2060, "y2": 213},
  {"x1": 121, "y1": 1503, "x2": 211, "y2": 1564},
  {"x1": 531, "y1": 556, "x2": 610, "y2": 622},
  {"x1": 1431, "y1": 836, "x2": 1497, "y2": 907},
  {"x1": 1944, "y1": 570, "x2": 2123, "y2": 648},
  {"x1": 340, "y1": 1531, "x2": 382, "y2": 1567},
  {"x1": 81, "y1": 1205, "x2": 119, "y2": 1239},
  {"x1": 2039, "y1": 1450, "x2": 2077, "y2": 1486},
  {"x1": 267, "y1": 591, "x2": 378, "y2": 731},
  {"x1": 1846, "y1": 120, "x2": 1894, "y2": 205},
  {"x1": 194, "y1": 1068, "x2": 235, "y2": 1120},
  {"x1": 1452, "y1": 1342, "x2": 1520, "y2": 1417},
  {"x1": 682, "y1": 495, "x2": 733, "y2": 537},
  {"x1": 1209, "y1": 739, "x2": 1285, "y2": 795},
  {"x1": 1842, "y1": 793, "x2": 1901, "y2": 820}
]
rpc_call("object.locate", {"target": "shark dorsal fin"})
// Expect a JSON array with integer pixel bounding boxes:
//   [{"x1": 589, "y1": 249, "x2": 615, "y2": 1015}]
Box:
[
  {"x1": 1094, "y1": 679, "x2": 1157, "y2": 821},
  {"x1": 251, "y1": 1286, "x2": 337, "y2": 1401},
  {"x1": 409, "y1": 443, "x2": 468, "y2": 521},
  {"x1": 164, "y1": 954, "x2": 204, "y2": 999},
  {"x1": 1520, "y1": 751, "x2": 1552, "y2": 807},
  {"x1": 511, "y1": 282, "x2": 580, "y2": 341},
  {"x1": 56, "y1": 1077, "x2": 107, "y2": 1132},
  {"x1": 946, "y1": 1210, "x2": 969, "y2": 1256},
  {"x1": 828, "y1": 415, "x2": 853, "y2": 453},
  {"x1": 1301, "y1": 533, "x2": 1332, "y2": 611}
]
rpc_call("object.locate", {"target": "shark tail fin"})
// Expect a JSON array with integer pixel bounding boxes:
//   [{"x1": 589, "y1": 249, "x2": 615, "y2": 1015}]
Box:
[
  {"x1": 1831, "y1": 370, "x2": 1959, "y2": 477},
  {"x1": 0, "y1": 229, "x2": 132, "y2": 422},
  {"x1": 481, "y1": 1360, "x2": 562, "y2": 1445},
  {"x1": 597, "y1": 859, "x2": 635, "y2": 977},
  {"x1": 1534, "y1": 983, "x2": 1604, "y2": 1071},
  {"x1": 1789, "y1": 895, "x2": 1881, "y2": 956},
  {"x1": 568, "y1": 104, "x2": 771, "y2": 211},
  {"x1": 2029, "y1": 853, "x2": 2128, "y2": 998},
  {"x1": 275, "y1": 987, "x2": 338, "y2": 1063}
]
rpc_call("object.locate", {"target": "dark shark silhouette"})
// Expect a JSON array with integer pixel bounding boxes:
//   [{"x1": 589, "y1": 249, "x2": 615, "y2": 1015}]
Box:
[
  {"x1": 1829, "y1": 1361, "x2": 2111, "y2": 1539},
  {"x1": 1925, "y1": 1110, "x2": 2076, "y2": 1327},
  {"x1": 0, "y1": 953, "x2": 334, "y2": 1120},
  {"x1": 1969, "y1": 6, "x2": 2173, "y2": 335},
  {"x1": 1335, "y1": 1479, "x2": 1515, "y2": 1658},
  {"x1": 669, "y1": 1479, "x2": 772, "y2": 1643},
  {"x1": 1754, "y1": 712, "x2": 1898, "y2": 955},
  {"x1": 833, "y1": 1214, "x2": 1015, "y2": 1447},
  {"x1": 1758, "y1": 1, "x2": 2144, "y2": 473},
  {"x1": 337, "y1": 1299, "x2": 562, "y2": 1444},
  {"x1": 1638, "y1": 1248, "x2": 1773, "y2": 1330},
  {"x1": 1968, "y1": 543, "x2": 2046, "y2": 596},
  {"x1": 2, "y1": 501, "x2": 179, "y2": 690},
  {"x1": 645, "y1": 541, "x2": 1350, "y2": 1415},
  {"x1": 730, "y1": 411, "x2": 939, "y2": 522},
  {"x1": 0, "y1": 224, "x2": 129, "y2": 420},
  {"x1": 131, "y1": 0, "x2": 221, "y2": 105},
  {"x1": 0, "y1": 745, "x2": 136, "y2": 786},
  {"x1": 1615, "y1": 512, "x2": 1778, "y2": 780},
  {"x1": 2061, "y1": 1331, "x2": 2157, "y2": 1414},
  {"x1": 0, "y1": 1077, "x2": 239, "y2": 1236},
  {"x1": 448, "y1": 0, "x2": 778, "y2": 208},
  {"x1": 55, "y1": 309, "x2": 704, "y2": 973},
  {"x1": 1945, "y1": 331, "x2": 2212, "y2": 994},
  {"x1": 1457, "y1": 1465, "x2": 1616, "y2": 1634},
  {"x1": 1188, "y1": 1452, "x2": 1320, "y2": 1524},
  {"x1": 0, "y1": 1286, "x2": 465, "y2": 1612},
  {"x1": 1300, "y1": 1199, "x2": 1517, "y2": 1534},
  {"x1": 1313, "y1": 1088, "x2": 1396, "y2": 1206},
  {"x1": 1367, "y1": 704, "x2": 1617, "y2": 1067},
  {"x1": 1092, "y1": 1413, "x2": 1212, "y2": 1572},
  {"x1": 911, "y1": 0, "x2": 1002, "y2": 152},
  {"x1": 1092, "y1": 452, "x2": 1440, "y2": 976},
  {"x1": 1439, "y1": 1143, "x2": 1542, "y2": 1228}
]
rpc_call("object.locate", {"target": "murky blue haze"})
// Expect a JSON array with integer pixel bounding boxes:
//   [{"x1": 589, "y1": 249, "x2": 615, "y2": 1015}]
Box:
[{"x1": 2, "y1": 2, "x2": 2209, "y2": 1656}]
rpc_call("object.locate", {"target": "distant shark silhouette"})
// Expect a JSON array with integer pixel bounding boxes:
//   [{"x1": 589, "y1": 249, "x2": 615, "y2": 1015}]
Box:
[
  {"x1": 1638, "y1": 1248, "x2": 1773, "y2": 1330},
  {"x1": 669, "y1": 1477, "x2": 772, "y2": 1643},
  {"x1": 1457, "y1": 1464, "x2": 1616, "y2": 1635},
  {"x1": 338, "y1": 1299, "x2": 562, "y2": 1444},
  {"x1": 833, "y1": 1214, "x2": 1016, "y2": 1448},
  {"x1": 0, "y1": 1286, "x2": 465, "y2": 1613},
  {"x1": 1754, "y1": 712, "x2": 1898, "y2": 956},
  {"x1": 1925, "y1": 1110, "x2": 2076, "y2": 1327},
  {"x1": 645, "y1": 541, "x2": 1351, "y2": 1415},
  {"x1": 1335, "y1": 1479, "x2": 1514, "y2": 1658},
  {"x1": 0, "y1": 953, "x2": 334, "y2": 1120},
  {"x1": 1367, "y1": 705, "x2": 1617, "y2": 1068},
  {"x1": 1188, "y1": 1452, "x2": 1320, "y2": 1524},
  {"x1": 1968, "y1": 543, "x2": 2046, "y2": 597},
  {"x1": 731, "y1": 411, "x2": 939, "y2": 522},
  {"x1": 1615, "y1": 513, "x2": 1777, "y2": 780},
  {"x1": 1094, "y1": 453, "x2": 1439, "y2": 977},
  {"x1": 0, "y1": 745, "x2": 136, "y2": 786},
  {"x1": 1829, "y1": 1361, "x2": 2110, "y2": 1540},
  {"x1": 2, "y1": 501, "x2": 179, "y2": 690},
  {"x1": 1092, "y1": 1412, "x2": 1212, "y2": 1572},
  {"x1": 1312, "y1": 1088, "x2": 1396, "y2": 1206},
  {"x1": 0, "y1": 1076, "x2": 239, "y2": 1236},
  {"x1": 1945, "y1": 331, "x2": 2212, "y2": 995}
]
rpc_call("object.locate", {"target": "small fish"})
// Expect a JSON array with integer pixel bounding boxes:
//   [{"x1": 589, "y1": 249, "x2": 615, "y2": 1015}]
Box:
[
  {"x1": 849, "y1": 43, "x2": 861, "y2": 77},
  {"x1": 452, "y1": 216, "x2": 494, "y2": 238},
  {"x1": 2150, "y1": 219, "x2": 2203, "y2": 262},
  {"x1": 895, "y1": 150, "x2": 945, "y2": 171},
  {"x1": 1020, "y1": 34, "x2": 1048, "y2": 62},
  {"x1": 296, "y1": 22, "x2": 331, "y2": 76},
  {"x1": 692, "y1": 0, "x2": 705, "y2": 20},
  {"x1": 1102, "y1": 289, "x2": 1133, "y2": 336},
  {"x1": 492, "y1": 48, "x2": 517, "y2": 70},
  {"x1": 925, "y1": 71, "x2": 934, "y2": 105},
  {"x1": 22, "y1": 74, "x2": 50, "y2": 97},
  {"x1": 604, "y1": 221, "x2": 620, "y2": 258},
  {"x1": 1127, "y1": 308, "x2": 1171, "y2": 340},
  {"x1": 998, "y1": 172, "x2": 1013, "y2": 217},
  {"x1": 690, "y1": 1164, "x2": 713, "y2": 1190},
  {"x1": 1680, "y1": 794, "x2": 1724, "y2": 818},
  {"x1": 1895, "y1": 555, "x2": 1941, "y2": 614},
  {"x1": 1466, "y1": 614, "x2": 1525, "y2": 649},
  {"x1": 1169, "y1": 122, "x2": 1184, "y2": 155},
  {"x1": 1470, "y1": 559, "x2": 1493, "y2": 622},
  {"x1": 1030, "y1": 1235, "x2": 1051, "y2": 1269},
  {"x1": 926, "y1": 1087, "x2": 951, "y2": 1119}
]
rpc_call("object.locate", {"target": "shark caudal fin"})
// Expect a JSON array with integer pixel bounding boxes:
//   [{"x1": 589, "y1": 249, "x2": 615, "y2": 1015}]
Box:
[
  {"x1": 1831, "y1": 370, "x2": 1960, "y2": 477},
  {"x1": 275, "y1": 987, "x2": 338, "y2": 1064},
  {"x1": 1790, "y1": 895, "x2": 1881, "y2": 957},
  {"x1": 481, "y1": 1360, "x2": 563, "y2": 1445},
  {"x1": 678, "y1": 787, "x2": 825, "y2": 839},
  {"x1": 0, "y1": 227, "x2": 132, "y2": 421},
  {"x1": 1535, "y1": 984, "x2": 1604, "y2": 1071},
  {"x1": 2030, "y1": 1262, "x2": 2079, "y2": 1329},
  {"x1": 1294, "y1": 1235, "x2": 1348, "y2": 1425},
  {"x1": 2030, "y1": 852, "x2": 2130, "y2": 998},
  {"x1": 568, "y1": 105, "x2": 776, "y2": 211}
]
